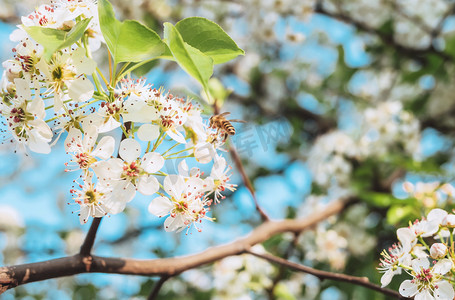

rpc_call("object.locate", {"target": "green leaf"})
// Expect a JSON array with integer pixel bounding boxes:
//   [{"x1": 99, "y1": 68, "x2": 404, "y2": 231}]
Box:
[
  {"x1": 24, "y1": 18, "x2": 92, "y2": 61},
  {"x1": 175, "y1": 17, "x2": 244, "y2": 64},
  {"x1": 207, "y1": 78, "x2": 231, "y2": 105},
  {"x1": 387, "y1": 205, "x2": 419, "y2": 225},
  {"x1": 164, "y1": 22, "x2": 213, "y2": 92},
  {"x1": 98, "y1": 0, "x2": 165, "y2": 63}
]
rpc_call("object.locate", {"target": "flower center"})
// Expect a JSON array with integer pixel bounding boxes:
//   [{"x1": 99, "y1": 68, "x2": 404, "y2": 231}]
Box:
[
  {"x1": 84, "y1": 189, "x2": 102, "y2": 205},
  {"x1": 122, "y1": 161, "x2": 142, "y2": 182},
  {"x1": 75, "y1": 152, "x2": 96, "y2": 169}
]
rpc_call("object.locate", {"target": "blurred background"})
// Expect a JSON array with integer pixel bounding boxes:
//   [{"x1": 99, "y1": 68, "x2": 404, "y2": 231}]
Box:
[{"x1": 2, "y1": 0, "x2": 455, "y2": 299}]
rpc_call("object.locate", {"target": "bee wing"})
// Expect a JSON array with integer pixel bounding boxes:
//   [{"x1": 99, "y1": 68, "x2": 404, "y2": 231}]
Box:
[
  {"x1": 228, "y1": 119, "x2": 247, "y2": 123},
  {"x1": 218, "y1": 112, "x2": 231, "y2": 117}
]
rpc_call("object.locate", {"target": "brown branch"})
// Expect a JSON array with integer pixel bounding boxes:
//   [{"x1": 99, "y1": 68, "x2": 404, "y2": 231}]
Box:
[
  {"x1": 79, "y1": 217, "x2": 103, "y2": 256},
  {"x1": 247, "y1": 250, "x2": 408, "y2": 300},
  {"x1": 229, "y1": 144, "x2": 270, "y2": 221},
  {"x1": 212, "y1": 99, "x2": 270, "y2": 221},
  {"x1": 148, "y1": 276, "x2": 169, "y2": 300},
  {"x1": 266, "y1": 233, "x2": 300, "y2": 300},
  {"x1": 0, "y1": 197, "x2": 350, "y2": 293}
]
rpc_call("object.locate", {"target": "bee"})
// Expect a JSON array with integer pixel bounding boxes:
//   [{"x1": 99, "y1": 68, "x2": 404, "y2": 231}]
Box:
[{"x1": 209, "y1": 112, "x2": 246, "y2": 141}]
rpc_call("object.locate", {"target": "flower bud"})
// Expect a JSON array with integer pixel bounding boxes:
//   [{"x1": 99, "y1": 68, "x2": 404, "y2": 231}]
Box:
[{"x1": 430, "y1": 243, "x2": 448, "y2": 259}]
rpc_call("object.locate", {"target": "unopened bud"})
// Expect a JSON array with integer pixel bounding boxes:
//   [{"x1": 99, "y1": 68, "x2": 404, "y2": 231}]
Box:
[{"x1": 430, "y1": 243, "x2": 447, "y2": 259}]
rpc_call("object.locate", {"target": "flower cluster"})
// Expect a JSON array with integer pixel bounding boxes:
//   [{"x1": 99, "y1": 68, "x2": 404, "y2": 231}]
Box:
[
  {"x1": 307, "y1": 101, "x2": 420, "y2": 190},
  {"x1": 379, "y1": 208, "x2": 455, "y2": 299},
  {"x1": 0, "y1": 0, "x2": 236, "y2": 231}
]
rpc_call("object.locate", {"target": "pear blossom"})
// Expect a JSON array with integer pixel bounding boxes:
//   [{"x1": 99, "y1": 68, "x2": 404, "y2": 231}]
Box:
[
  {"x1": 3, "y1": 38, "x2": 44, "y2": 81},
  {"x1": 207, "y1": 156, "x2": 237, "y2": 202},
  {"x1": 70, "y1": 172, "x2": 113, "y2": 224},
  {"x1": 399, "y1": 258, "x2": 454, "y2": 300},
  {"x1": 94, "y1": 138, "x2": 163, "y2": 213},
  {"x1": 1, "y1": 78, "x2": 52, "y2": 153},
  {"x1": 37, "y1": 47, "x2": 96, "y2": 111},
  {"x1": 64, "y1": 126, "x2": 115, "y2": 172},
  {"x1": 378, "y1": 243, "x2": 411, "y2": 287},
  {"x1": 148, "y1": 175, "x2": 212, "y2": 232}
]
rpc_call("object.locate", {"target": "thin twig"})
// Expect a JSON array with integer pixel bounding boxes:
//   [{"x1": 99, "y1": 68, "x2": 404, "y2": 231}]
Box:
[
  {"x1": 266, "y1": 233, "x2": 300, "y2": 300},
  {"x1": 148, "y1": 276, "x2": 170, "y2": 300},
  {"x1": 229, "y1": 144, "x2": 270, "y2": 221},
  {"x1": 247, "y1": 250, "x2": 407, "y2": 300},
  {"x1": 79, "y1": 217, "x2": 102, "y2": 256}
]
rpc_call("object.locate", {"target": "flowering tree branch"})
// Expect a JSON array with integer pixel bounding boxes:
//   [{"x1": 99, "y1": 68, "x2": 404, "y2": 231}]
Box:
[
  {"x1": 0, "y1": 197, "x2": 351, "y2": 293},
  {"x1": 246, "y1": 250, "x2": 407, "y2": 299}
]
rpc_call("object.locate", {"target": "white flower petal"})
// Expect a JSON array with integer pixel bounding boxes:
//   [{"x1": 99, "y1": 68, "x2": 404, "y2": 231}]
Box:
[
  {"x1": 167, "y1": 128, "x2": 186, "y2": 144},
  {"x1": 380, "y1": 269, "x2": 394, "y2": 288},
  {"x1": 137, "y1": 124, "x2": 160, "y2": 141},
  {"x1": 104, "y1": 181, "x2": 136, "y2": 213},
  {"x1": 72, "y1": 47, "x2": 96, "y2": 74},
  {"x1": 137, "y1": 175, "x2": 159, "y2": 195},
  {"x1": 164, "y1": 214, "x2": 186, "y2": 232},
  {"x1": 142, "y1": 152, "x2": 164, "y2": 173},
  {"x1": 83, "y1": 125, "x2": 98, "y2": 150},
  {"x1": 79, "y1": 206, "x2": 90, "y2": 224},
  {"x1": 433, "y1": 259, "x2": 452, "y2": 275},
  {"x1": 399, "y1": 280, "x2": 418, "y2": 297},
  {"x1": 67, "y1": 77, "x2": 94, "y2": 102},
  {"x1": 397, "y1": 227, "x2": 416, "y2": 253},
  {"x1": 427, "y1": 208, "x2": 448, "y2": 223},
  {"x1": 415, "y1": 290, "x2": 433, "y2": 300},
  {"x1": 92, "y1": 136, "x2": 115, "y2": 160},
  {"x1": 65, "y1": 127, "x2": 82, "y2": 152},
  {"x1": 148, "y1": 196, "x2": 173, "y2": 217},
  {"x1": 119, "y1": 138, "x2": 141, "y2": 162},
  {"x1": 28, "y1": 96, "x2": 45, "y2": 119},
  {"x1": 434, "y1": 280, "x2": 455, "y2": 300},
  {"x1": 164, "y1": 175, "x2": 185, "y2": 199},
  {"x1": 178, "y1": 160, "x2": 189, "y2": 177},
  {"x1": 412, "y1": 257, "x2": 430, "y2": 272}
]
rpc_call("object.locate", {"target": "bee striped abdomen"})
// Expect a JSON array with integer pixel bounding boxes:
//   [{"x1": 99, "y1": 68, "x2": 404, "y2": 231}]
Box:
[{"x1": 222, "y1": 120, "x2": 236, "y2": 135}]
